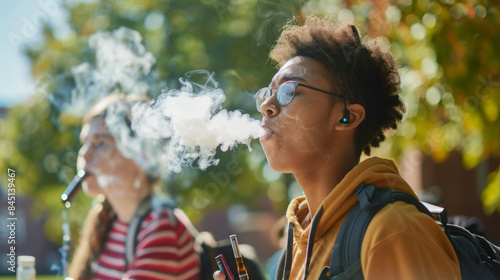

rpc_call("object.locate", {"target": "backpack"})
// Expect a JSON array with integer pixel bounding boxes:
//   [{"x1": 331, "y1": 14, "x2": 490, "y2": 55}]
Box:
[
  {"x1": 317, "y1": 183, "x2": 500, "y2": 280},
  {"x1": 125, "y1": 195, "x2": 266, "y2": 280}
]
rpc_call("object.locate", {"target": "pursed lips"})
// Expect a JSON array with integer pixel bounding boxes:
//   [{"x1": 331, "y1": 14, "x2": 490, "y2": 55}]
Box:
[{"x1": 260, "y1": 121, "x2": 274, "y2": 141}]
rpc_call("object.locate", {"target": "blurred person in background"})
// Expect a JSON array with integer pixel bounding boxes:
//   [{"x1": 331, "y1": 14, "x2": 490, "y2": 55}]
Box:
[
  {"x1": 265, "y1": 216, "x2": 287, "y2": 279},
  {"x1": 215, "y1": 16, "x2": 460, "y2": 279},
  {"x1": 68, "y1": 94, "x2": 200, "y2": 280}
]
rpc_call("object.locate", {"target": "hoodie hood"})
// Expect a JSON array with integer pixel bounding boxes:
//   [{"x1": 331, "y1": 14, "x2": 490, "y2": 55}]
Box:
[{"x1": 287, "y1": 157, "x2": 417, "y2": 244}]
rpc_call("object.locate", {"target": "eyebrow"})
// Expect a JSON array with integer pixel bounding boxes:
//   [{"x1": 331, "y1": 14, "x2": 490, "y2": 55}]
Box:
[
  {"x1": 282, "y1": 75, "x2": 307, "y2": 82},
  {"x1": 269, "y1": 75, "x2": 307, "y2": 87},
  {"x1": 80, "y1": 133, "x2": 114, "y2": 144}
]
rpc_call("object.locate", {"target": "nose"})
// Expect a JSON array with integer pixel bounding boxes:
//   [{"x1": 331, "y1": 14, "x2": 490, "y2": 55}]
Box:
[
  {"x1": 260, "y1": 93, "x2": 279, "y2": 118},
  {"x1": 78, "y1": 143, "x2": 92, "y2": 165}
]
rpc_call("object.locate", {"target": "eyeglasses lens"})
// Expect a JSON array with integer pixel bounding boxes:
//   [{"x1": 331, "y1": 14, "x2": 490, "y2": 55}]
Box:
[
  {"x1": 276, "y1": 83, "x2": 295, "y2": 106},
  {"x1": 256, "y1": 82, "x2": 298, "y2": 112},
  {"x1": 256, "y1": 88, "x2": 271, "y2": 112}
]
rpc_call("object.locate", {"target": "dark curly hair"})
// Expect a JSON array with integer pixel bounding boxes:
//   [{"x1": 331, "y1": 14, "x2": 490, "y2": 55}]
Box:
[{"x1": 270, "y1": 17, "x2": 405, "y2": 156}]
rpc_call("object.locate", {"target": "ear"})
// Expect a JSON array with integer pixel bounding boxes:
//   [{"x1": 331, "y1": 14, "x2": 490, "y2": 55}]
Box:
[{"x1": 334, "y1": 103, "x2": 365, "y2": 131}]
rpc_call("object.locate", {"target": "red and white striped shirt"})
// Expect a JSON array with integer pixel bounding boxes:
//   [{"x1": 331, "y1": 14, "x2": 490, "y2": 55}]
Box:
[{"x1": 92, "y1": 208, "x2": 200, "y2": 280}]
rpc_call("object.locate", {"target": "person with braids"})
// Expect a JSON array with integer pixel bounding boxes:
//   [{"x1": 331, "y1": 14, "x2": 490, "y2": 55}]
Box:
[
  {"x1": 68, "y1": 94, "x2": 200, "y2": 280},
  {"x1": 215, "y1": 17, "x2": 460, "y2": 280}
]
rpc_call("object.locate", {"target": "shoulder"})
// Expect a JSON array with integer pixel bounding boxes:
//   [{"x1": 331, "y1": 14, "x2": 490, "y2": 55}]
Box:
[
  {"x1": 138, "y1": 196, "x2": 182, "y2": 232},
  {"x1": 360, "y1": 201, "x2": 460, "y2": 279},
  {"x1": 138, "y1": 206, "x2": 182, "y2": 237},
  {"x1": 364, "y1": 201, "x2": 451, "y2": 250},
  {"x1": 135, "y1": 202, "x2": 197, "y2": 247}
]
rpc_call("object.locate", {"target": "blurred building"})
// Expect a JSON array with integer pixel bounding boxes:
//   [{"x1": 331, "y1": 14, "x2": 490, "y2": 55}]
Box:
[
  {"x1": 0, "y1": 185, "x2": 62, "y2": 275},
  {"x1": 422, "y1": 152, "x2": 500, "y2": 243},
  {"x1": 400, "y1": 150, "x2": 500, "y2": 244}
]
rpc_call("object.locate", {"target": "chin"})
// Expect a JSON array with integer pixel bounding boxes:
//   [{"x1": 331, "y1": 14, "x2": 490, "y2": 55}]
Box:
[
  {"x1": 262, "y1": 145, "x2": 293, "y2": 172},
  {"x1": 264, "y1": 156, "x2": 289, "y2": 174}
]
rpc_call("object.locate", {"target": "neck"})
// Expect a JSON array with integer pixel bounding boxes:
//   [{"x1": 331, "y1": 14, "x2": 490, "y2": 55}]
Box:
[
  {"x1": 294, "y1": 151, "x2": 359, "y2": 218},
  {"x1": 105, "y1": 178, "x2": 153, "y2": 223}
]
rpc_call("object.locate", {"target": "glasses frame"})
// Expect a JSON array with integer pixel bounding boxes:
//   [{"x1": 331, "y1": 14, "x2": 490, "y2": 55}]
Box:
[{"x1": 255, "y1": 81, "x2": 345, "y2": 112}]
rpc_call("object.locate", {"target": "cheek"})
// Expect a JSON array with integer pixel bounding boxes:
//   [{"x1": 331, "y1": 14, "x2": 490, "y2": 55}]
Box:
[
  {"x1": 82, "y1": 176, "x2": 104, "y2": 195},
  {"x1": 260, "y1": 119, "x2": 305, "y2": 172},
  {"x1": 98, "y1": 144, "x2": 114, "y2": 157},
  {"x1": 263, "y1": 111, "x2": 331, "y2": 163},
  {"x1": 103, "y1": 149, "x2": 132, "y2": 172},
  {"x1": 103, "y1": 152, "x2": 145, "y2": 187},
  {"x1": 280, "y1": 110, "x2": 326, "y2": 146}
]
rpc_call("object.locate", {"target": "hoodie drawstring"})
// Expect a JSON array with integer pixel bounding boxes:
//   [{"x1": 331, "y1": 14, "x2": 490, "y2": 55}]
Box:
[
  {"x1": 303, "y1": 205, "x2": 324, "y2": 280},
  {"x1": 283, "y1": 222, "x2": 295, "y2": 280}
]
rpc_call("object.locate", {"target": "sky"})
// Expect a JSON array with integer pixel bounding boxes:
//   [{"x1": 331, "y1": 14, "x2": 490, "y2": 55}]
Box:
[{"x1": 0, "y1": 0, "x2": 70, "y2": 108}]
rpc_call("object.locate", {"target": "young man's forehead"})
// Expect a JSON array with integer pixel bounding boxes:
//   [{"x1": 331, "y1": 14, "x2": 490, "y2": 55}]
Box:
[{"x1": 271, "y1": 56, "x2": 326, "y2": 85}]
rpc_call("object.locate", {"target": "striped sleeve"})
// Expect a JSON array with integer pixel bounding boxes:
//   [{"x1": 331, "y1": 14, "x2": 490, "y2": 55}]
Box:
[{"x1": 124, "y1": 208, "x2": 200, "y2": 280}]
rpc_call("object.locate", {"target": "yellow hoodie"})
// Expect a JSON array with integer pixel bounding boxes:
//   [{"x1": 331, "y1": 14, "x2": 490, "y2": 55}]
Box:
[{"x1": 282, "y1": 157, "x2": 461, "y2": 280}]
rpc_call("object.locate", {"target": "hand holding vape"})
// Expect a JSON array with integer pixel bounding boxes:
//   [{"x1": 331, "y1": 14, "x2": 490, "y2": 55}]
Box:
[
  {"x1": 229, "y1": 234, "x2": 249, "y2": 280},
  {"x1": 215, "y1": 254, "x2": 235, "y2": 280}
]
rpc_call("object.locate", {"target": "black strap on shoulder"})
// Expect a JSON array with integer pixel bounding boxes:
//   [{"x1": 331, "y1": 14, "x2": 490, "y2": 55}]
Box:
[
  {"x1": 328, "y1": 184, "x2": 430, "y2": 280},
  {"x1": 125, "y1": 195, "x2": 153, "y2": 270},
  {"x1": 124, "y1": 195, "x2": 177, "y2": 270}
]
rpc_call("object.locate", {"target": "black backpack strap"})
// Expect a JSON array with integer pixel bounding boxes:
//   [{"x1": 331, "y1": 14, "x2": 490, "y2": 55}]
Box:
[
  {"x1": 125, "y1": 195, "x2": 178, "y2": 269},
  {"x1": 328, "y1": 184, "x2": 429, "y2": 280},
  {"x1": 328, "y1": 184, "x2": 385, "y2": 280}
]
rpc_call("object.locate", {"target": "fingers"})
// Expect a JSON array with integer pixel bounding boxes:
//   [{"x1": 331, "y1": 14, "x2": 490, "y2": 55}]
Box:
[{"x1": 213, "y1": 270, "x2": 226, "y2": 280}]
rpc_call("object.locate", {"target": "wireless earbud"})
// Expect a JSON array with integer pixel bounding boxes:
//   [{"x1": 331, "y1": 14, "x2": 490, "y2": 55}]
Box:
[
  {"x1": 340, "y1": 94, "x2": 350, "y2": 124},
  {"x1": 340, "y1": 111, "x2": 349, "y2": 124}
]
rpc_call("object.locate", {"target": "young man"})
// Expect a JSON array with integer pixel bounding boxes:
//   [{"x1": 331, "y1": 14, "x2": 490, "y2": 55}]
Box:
[{"x1": 216, "y1": 17, "x2": 461, "y2": 280}]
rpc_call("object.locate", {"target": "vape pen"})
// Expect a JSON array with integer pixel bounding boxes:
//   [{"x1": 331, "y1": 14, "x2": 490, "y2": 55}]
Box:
[
  {"x1": 215, "y1": 254, "x2": 235, "y2": 280},
  {"x1": 61, "y1": 170, "x2": 87, "y2": 208},
  {"x1": 229, "y1": 234, "x2": 249, "y2": 280}
]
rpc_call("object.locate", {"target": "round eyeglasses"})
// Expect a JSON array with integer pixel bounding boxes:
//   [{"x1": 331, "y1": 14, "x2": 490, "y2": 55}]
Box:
[{"x1": 255, "y1": 81, "x2": 344, "y2": 112}]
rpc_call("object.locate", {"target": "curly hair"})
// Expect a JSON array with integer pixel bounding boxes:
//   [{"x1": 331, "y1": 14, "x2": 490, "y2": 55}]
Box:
[{"x1": 270, "y1": 17, "x2": 405, "y2": 156}]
